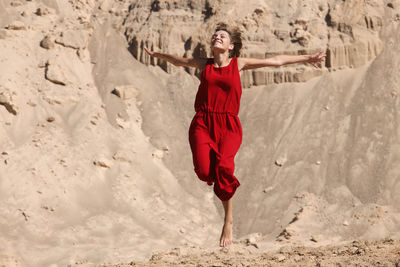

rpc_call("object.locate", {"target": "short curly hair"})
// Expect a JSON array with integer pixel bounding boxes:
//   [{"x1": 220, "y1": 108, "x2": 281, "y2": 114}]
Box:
[{"x1": 213, "y1": 22, "x2": 242, "y2": 58}]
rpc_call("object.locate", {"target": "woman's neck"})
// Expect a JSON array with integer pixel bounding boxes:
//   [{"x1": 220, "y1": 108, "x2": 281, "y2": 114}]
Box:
[{"x1": 213, "y1": 52, "x2": 231, "y2": 67}]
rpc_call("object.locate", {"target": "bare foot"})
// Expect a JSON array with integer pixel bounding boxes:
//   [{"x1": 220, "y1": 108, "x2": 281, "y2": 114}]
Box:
[{"x1": 219, "y1": 219, "x2": 233, "y2": 247}]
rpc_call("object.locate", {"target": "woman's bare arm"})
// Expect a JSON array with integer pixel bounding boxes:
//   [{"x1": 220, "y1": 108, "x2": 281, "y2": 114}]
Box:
[
  {"x1": 143, "y1": 47, "x2": 207, "y2": 69},
  {"x1": 237, "y1": 51, "x2": 326, "y2": 71}
]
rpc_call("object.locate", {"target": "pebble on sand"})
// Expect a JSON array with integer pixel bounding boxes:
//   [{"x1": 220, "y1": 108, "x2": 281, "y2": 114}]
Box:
[
  {"x1": 35, "y1": 8, "x2": 50, "y2": 16},
  {"x1": 116, "y1": 117, "x2": 131, "y2": 129},
  {"x1": 47, "y1": 117, "x2": 55, "y2": 122},
  {"x1": 263, "y1": 186, "x2": 273, "y2": 193},
  {"x1": 0, "y1": 90, "x2": 18, "y2": 115},
  {"x1": 45, "y1": 63, "x2": 68, "y2": 86},
  {"x1": 152, "y1": 150, "x2": 164, "y2": 159},
  {"x1": 10, "y1": 1, "x2": 23, "y2": 7},
  {"x1": 275, "y1": 155, "x2": 287, "y2": 167},
  {"x1": 55, "y1": 30, "x2": 89, "y2": 49},
  {"x1": 6, "y1": 21, "x2": 26, "y2": 30},
  {"x1": 243, "y1": 232, "x2": 262, "y2": 248},
  {"x1": 111, "y1": 85, "x2": 140, "y2": 100},
  {"x1": 40, "y1": 35, "x2": 55, "y2": 49},
  {"x1": 112, "y1": 150, "x2": 133, "y2": 162},
  {"x1": 311, "y1": 235, "x2": 323, "y2": 242},
  {"x1": 93, "y1": 158, "x2": 112, "y2": 168},
  {"x1": 275, "y1": 254, "x2": 286, "y2": 262}
]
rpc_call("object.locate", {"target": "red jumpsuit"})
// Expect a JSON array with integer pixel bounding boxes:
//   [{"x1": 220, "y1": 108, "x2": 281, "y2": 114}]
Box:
[{"x1": 188, "y1": 57, "x2": 242, "y2": 201}]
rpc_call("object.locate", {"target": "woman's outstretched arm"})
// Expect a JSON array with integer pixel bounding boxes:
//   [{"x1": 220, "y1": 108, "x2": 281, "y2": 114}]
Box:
[
  {"x1": 143, "y1": 47, "x2": 208, "y2": 69},
  {"x1": 237, "y1": 50, "x2": 326, "y2": 71}
]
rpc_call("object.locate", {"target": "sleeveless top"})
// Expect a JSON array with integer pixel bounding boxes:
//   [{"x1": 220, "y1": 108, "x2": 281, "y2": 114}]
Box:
[{"x1": 194, "y1": 57, "x2": 242, "y2": 115}]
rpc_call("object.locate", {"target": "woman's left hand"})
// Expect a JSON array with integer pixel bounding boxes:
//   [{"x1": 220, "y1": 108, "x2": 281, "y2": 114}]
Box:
[{"x1": 307, "y1": 50, "x2": 326, "y2": 69}]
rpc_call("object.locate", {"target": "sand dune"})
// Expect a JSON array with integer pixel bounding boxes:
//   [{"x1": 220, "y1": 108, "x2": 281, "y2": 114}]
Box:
[{"x1": 1, "y1": 0, "x2": 400, "y2": 266}]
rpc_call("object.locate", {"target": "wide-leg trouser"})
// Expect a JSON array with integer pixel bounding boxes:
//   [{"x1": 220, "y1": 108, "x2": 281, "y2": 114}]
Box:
[{"x1": 188, "y1": 111, "x2": 242, "y2": 201}]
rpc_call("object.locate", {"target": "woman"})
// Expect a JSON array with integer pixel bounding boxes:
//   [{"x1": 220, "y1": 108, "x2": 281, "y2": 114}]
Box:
[{"x1": 144, "y1": 22, "x2": 326, "y2": 248}]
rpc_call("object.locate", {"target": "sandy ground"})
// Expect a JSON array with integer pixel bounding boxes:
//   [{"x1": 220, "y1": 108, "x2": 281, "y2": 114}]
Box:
[{"x1": 104, "y1": 239, "x2": 400, "y2": 267}]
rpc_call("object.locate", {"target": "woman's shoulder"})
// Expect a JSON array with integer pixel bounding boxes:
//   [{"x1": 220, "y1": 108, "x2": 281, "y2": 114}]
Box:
[
  {"x1": 199, "y1": 58, "x2": 213, "y2": 69},
  {"x1": 189, "y1": 58, "x2": 212, "y2": 70}
]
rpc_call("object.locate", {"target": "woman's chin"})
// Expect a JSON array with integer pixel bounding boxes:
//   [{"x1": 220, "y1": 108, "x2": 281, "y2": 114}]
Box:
[{"x1": 212, "y1": 46, "x2": 226, "y2": 53}]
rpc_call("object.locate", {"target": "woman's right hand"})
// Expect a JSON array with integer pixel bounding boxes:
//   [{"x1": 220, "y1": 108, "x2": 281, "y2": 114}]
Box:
[{"x1": 144, "y1": 47, "x2": 157, "y2": 57}]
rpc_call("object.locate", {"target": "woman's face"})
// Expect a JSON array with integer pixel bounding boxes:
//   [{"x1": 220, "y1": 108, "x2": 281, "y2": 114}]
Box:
[{"x1": 211, "y1": 30, "x2": 233, "y2": 53}]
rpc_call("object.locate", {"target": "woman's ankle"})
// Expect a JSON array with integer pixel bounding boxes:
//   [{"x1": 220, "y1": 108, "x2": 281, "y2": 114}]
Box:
[{"x1": 224, "y1": 217, "x2": 234, "y2": 224}]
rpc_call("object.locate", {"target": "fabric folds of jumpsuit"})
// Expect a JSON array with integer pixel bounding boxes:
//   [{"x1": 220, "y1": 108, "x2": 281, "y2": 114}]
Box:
[{"x1": 188, "y1": 57, "x2": 243, "y2": 201}]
